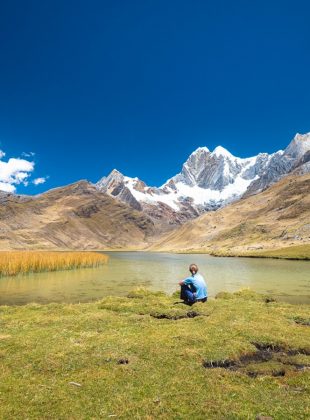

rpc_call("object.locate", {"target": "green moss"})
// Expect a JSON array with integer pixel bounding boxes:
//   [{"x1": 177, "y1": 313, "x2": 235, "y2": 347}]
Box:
[
  {"x1": 215, "y1": 291, "x2": 235, "y2": 300},
  {"x1": 216, "y1": 289, "x2": 270, "y2": 302},
  {"x1": 242, "y1": 361, "x2": 290, "y2": 377},
  {"x1": 0, "y1": 289, "x2": 309, "y2": 419},
  {"x1": 281, "y1": 354, "x2": 310, "y2": 367}
]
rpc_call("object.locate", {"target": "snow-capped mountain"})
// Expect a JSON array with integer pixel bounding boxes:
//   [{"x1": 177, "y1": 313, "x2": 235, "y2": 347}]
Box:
[{"x1": 96, "y1": 132, "x2": 310, "y2": 219}]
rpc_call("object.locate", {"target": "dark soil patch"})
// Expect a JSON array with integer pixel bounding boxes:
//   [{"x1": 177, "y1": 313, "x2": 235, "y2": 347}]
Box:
[
  {"x1": 151, "y1": 310, "x2": 200, "y2": 320},
  {"x1": 251, "y1": 342, "x2": 286, "y2": 353},
  {"x1": 247, "y1": 369, "x2": 286, "y2": 378},
  {"x1": 293, "y1": 317, "x2": 310, "y2": 326},
  {"x1": 203, "y1": 359, "x2": 236, "y2": 369},
  {"x1": 186, "y1": 311, "x2": 200, "y2": 318},
  {"x1": 117, "y1": 358, "x2": 129, "y2": 365},
  {"x1": 265, "y1": 297, "x2": 277, "y2": 303},
  {"x1": 281, "y1": 361, "x2": 309, "y2": 371},
  {"x1": 203, "y1": 342, "x2": 310, "y2": 377},
  {"x1": 251, "y1": 342, "x2": 310, "y2": 355}
]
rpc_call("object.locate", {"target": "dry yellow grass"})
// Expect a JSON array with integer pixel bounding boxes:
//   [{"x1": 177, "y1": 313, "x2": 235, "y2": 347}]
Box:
[{"x1": 0, "y1": 251, "x2": 109, "y2": 276}]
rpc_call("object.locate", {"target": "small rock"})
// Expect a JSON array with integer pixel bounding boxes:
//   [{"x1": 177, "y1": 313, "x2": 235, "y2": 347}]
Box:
[
  {"x1": 187, "y1": 311, "x2": 200, "y2": 318},
  {"x1": 69, "y1": 382, "x2": 82, "y2": 387},
  {"x1": 256, "y1": 416, "x2": 273, "y2": 420}
]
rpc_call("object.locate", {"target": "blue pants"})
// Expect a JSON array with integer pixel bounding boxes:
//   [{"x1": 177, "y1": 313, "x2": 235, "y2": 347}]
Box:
[{"x1": 180, "y1": 284, "x2": 196, "y2": 304}]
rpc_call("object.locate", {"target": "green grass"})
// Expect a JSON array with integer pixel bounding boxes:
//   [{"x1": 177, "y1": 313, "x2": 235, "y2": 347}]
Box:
[
  {"x1": 209, "y1": 244, "x2": 310, "y2": 260},
  {"x1": 0, "y1": 289, "x2": 309, "y2": 419},
  {"x1": 247, "y1": 245, "x2": 310, "y2": 260}
]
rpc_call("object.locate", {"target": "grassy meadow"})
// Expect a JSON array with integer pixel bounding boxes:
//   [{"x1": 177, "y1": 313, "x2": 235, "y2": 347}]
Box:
[
  {"x1": 0, "y1": 289, "x2": 309, "y2": 419},
  {"x1": 244, "y1": 244, "x2": 310, "y2": 260},
  {"x1": 0, "y1": 251, "x2": 109, "y2": 277},
  {"x1": 207, "y1": 244, "x2": 310, "y2": 260}
]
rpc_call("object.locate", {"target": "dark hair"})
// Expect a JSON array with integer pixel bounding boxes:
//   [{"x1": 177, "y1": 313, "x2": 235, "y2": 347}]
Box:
[{"x1": 189, "y1": 264, "x2": 198, "y2": 273}]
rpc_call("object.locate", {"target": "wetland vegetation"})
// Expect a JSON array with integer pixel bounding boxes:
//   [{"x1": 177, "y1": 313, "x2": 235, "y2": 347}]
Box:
[{"x1": 0, "y1": 251, "x2": 108, "y2": 277}]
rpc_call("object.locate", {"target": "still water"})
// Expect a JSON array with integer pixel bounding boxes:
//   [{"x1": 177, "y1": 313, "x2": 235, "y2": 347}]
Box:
[{"x1": 0, "y1": 252, "x2": 309, "y2": 305}]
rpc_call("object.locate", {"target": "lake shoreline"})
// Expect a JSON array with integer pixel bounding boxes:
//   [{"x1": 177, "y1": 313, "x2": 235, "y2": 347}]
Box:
[
  {"x1": 145, "y1": 244, "x2": 310, "y2": 261},
  {"x1": 0, "y1": 251, "x2": 309, "y2": 306},
  {"x1": 85, "y1": 244, "x2": 310, "y2": 261},
  {"x1": 1, "y1": 244, "x2": 310, "y2": 261}
]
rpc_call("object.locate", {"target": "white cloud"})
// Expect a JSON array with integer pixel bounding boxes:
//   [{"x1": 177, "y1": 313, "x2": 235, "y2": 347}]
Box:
[
  {"x1": 0, "y1": 182, "x2": 15, "y2": 193},
  {"x1": 33, "y1": 177, "x2": 47, "y2": 186},
  {"x1": 0, "y1": 153, "x2": 35, "y2": 193}
]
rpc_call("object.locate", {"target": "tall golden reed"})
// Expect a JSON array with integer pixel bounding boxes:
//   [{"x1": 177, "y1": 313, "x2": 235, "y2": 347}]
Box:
[{"x1": 0, "y1": 251, "x2": 109, "y2": 277}]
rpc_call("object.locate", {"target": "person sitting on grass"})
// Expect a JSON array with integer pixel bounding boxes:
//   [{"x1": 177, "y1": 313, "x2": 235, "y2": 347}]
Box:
[{"x1": 179, "y1": 263, "x2": 208, "y2": 305}]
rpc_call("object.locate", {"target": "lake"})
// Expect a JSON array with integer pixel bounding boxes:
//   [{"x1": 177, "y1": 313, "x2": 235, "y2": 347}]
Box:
[{"x1": 0, "y1": 252, "x2": 309, "y2": 305}]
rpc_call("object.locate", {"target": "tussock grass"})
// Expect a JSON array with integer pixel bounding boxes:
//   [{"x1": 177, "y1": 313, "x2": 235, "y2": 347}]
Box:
[
  {"x1": 0, "y1": 251, "x2": 108, "y2": 277},
  {"x1": 0, "y1": 289, "x2": 309, "y2": 419}
]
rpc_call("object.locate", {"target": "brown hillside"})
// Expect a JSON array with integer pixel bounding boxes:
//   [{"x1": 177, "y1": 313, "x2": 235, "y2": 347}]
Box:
[
  {"x1": 149, "y1": 173, "x2": 310, "y2": 254},
  {"x1": 0, "y1": 181, "x2": 155, "y2": 250}
]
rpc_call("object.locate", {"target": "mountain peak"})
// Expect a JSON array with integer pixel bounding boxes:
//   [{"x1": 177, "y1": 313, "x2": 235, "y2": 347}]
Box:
[
  {"x1": 294, "y1": 132, "x2": 310, "y2": 141},
  {"x1": 95, "y1": 130, "x2": 310, "y2": 219},
  {"x1": 96, "y1": 168, "x2": 125, "y2": 193},
  {"x1": 184, "y1": 147, "x2": 210, "y2": 165},
  {"x1": 285, "y1": 132, "x2": 310, "y2": 159},
  {"x1": 109, "y1": 168, "x2": 124, "y2": 177},
  {"x1": 212, "y1": 146, "x2": 234, "y2": 158},
  {"x1": 191, "y1": 146, "x2": 210, "y2": 154}
]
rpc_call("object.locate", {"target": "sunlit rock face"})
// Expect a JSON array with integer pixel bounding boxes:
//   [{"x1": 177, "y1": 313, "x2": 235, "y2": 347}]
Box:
[{"x1": 285, "y1": 132, "x2": 310, "y2": 159}]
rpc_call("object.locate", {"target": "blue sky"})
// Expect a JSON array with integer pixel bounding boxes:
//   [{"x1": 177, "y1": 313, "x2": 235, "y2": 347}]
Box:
[{"x1": 0, "y1": 0, "x2": 309, "y2": 194}]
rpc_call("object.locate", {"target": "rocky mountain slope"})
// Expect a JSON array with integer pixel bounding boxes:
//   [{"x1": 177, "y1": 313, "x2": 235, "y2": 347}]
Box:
[
  {"x1": 0, "y1": 181, "x2": 155, "y2": 249},
  {"x1": 0, "y1": 173, "x2": 309, "y2": 252},
  {"x1": 0, "y1": 132, "x2": 309, "y2": 251},
  {"x1": 96, "y1": 133, "x2": 310, "y2": 219},
  {"x1": 148, "y1": 173, "x2": 310, "y2": 254}
]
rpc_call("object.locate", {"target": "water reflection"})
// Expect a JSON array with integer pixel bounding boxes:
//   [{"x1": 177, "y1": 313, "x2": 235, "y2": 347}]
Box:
[{"x1": 0, "y1": 252, "x2": 309, "y2": 305}]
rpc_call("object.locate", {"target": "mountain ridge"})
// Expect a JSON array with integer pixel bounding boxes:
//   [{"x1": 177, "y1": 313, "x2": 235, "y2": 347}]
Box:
[
  {"x1": 0, "y1": 132, "x2": 309, "y2": 252},
  {"x1": 0, "y1": 181, "x2": 156, "y2": 250},
  {"x1": 0, "y1": 172, "x2": 309, "y2": 253},
  {"x1": 96, "y1": 132, "x2": 310, "y2": 220},
  {"x1": 148, "y1": 172, "x2": 310, "y2": 254}
]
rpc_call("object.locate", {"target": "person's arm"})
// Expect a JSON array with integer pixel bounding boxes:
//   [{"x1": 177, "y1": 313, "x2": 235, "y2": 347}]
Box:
[{"x1": 179, "y1": 277, "x2": 192, "y2": 286}]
